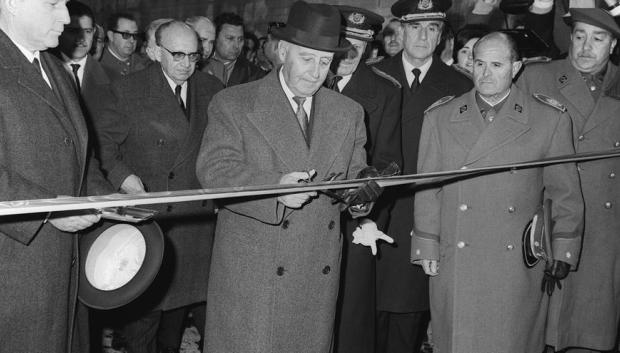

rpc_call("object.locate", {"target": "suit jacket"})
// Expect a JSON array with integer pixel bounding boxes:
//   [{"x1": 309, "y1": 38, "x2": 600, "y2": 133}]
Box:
[
  {"x1": 93, "y1": 63, "x2": 223, "y2": 310},
  {"x1": 196, "y1": 70, "x2": 368, "y2": 353},
  {"x1": 372, "y1": 53, "x2": 473, "y2": 312},
  {"x1": 0, "y1": 30, "x2": 109, "y2": 352},
  {"x1": 100, "y1": 48, "x2": 148, "y2": 82},
  {"x1": 412, "y1": 86, "x2": 583, "y2": 353},
  {"x1": 331, "y1": 63, "x2": 402, "y2": 353},
  {"x1": 520, "y1": 58, "x2": 620, "y2": 351}
]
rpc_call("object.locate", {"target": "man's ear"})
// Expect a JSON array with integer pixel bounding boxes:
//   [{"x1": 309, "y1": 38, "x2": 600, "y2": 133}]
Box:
[
  {"x1": 512, "y1": 60, "x2": 523, "y2": 78},
  {"x1": 106, "y1": 30, "x2": 114, "y2": 43},
  {"x1": 4, "y1": 0, "x2": 19, "y2": 15},
  {"x1": 611, "y1": 38, "x2": 617, "y2": 55},
  {"x1": 153, "y1": 46, "x2": 162, "y2": 62}
]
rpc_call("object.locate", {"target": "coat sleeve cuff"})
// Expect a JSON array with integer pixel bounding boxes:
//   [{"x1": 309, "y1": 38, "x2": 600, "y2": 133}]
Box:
[
  {"x1": 552, "y1": 233, "x2": 581, "y2": 267},
  {"x1": 411, "y1": 228, "x2": 440, "y2": 262}
]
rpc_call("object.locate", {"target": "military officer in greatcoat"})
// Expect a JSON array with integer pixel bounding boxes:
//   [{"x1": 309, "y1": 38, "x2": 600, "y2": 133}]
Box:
[
  {"x1": 519, "y1": 8, "x2": 620, "y2": 353},
  {"x1": 412, "y1": 32, "x2": 584, "y2": 353},
  {"x1": 372, "y1": 0, "x2": 472, "y2": 351},
  {"x1": 326, "y1": 6, "x2": 402, "y2": 353}
]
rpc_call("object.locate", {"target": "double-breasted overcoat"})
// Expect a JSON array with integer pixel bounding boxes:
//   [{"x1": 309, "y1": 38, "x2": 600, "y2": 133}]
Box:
[
  {"x1": 196, "y1": 70, "x2": 368, "y2": 353},
  {"x1": 519, "y1": 59, "x2": 620, "y2": 351},
  {"x1": 0, "y1": 30, "x2": 110, "y2": 352},
  {"x1": 93, "y1": 63, "x2": 223, "y2": 311},
  {"x1": 411, "y1": 86, "x2": 584, "y2": 353}
]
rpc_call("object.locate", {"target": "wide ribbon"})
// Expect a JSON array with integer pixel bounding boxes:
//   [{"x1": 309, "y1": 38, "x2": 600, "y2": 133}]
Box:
[{"x1": 0, "y1": 149, "x2": 618, "y2": 216}]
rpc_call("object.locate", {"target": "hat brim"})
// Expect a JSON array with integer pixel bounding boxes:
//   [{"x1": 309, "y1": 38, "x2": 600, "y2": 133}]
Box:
[
  {"x1": 272, "y1": 27, "x2": 352, "y2": 53},
  {"x1": 564, "y1": 8, "x2": 620, "y2": 38},
  {"x1": 78, "y1": 220, "x2": 164, "y2": 310}
]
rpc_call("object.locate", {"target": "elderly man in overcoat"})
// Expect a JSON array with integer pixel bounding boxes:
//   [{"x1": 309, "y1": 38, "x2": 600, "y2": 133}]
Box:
[
  {"x1": 519, "y1": 8, "x2": 620, "y2": 353},
  {"x1": 371, "y1": 0, "x2": 473, "y2": 351},
  {"x1": 412, "y1": 32, "x2": 584, "y2": 353},
  {"x1": 196, "y1": 2, "x2": 382, "y2": 352},
  {"x1": 93, "y1": 21, "x2": 223, "y2": 353},
  {"x1": 0, "y1": 0, "x2": 110, "y2": 351}
]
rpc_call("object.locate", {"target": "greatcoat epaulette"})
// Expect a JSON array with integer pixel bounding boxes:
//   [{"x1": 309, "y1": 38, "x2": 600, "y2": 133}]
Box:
[
  {"x1": 533, "y1": 93, "x2": 567, "y2": 113},
  {"x1": 371, "y1": 66, "x2": 402, "y2": 88},
  {"x1": 365, "y1": 56, "x2": 385, "y2": 65},
  {"x1": 522, "y1": 56, "x2": 552, "y2": 66},
  {"x1": 424, "y1": 95, "x2": 455, "y2": 114}
]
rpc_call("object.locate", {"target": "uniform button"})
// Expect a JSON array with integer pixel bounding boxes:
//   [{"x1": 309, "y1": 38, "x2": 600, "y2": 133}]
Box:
[
  {"x1": 459, "y1": 204, "x2": 469, "y2": 211},
  {"x1": 604, "y1": 201, "x2": 613, "y2": 209},
  {"x1": 276, "y1": 266, "x2": 285, "y2": 276},
  {"x1": 64, "y1": 137, "x2": 72, "y2": 145},
  {"x1": 508, "y1": 206, "x2": 515, "y2": 213},
  {"x1": 615, "y1": 141, "x2": 620, "y2": 148},
  {"x1": 460, "y1": 166, "x2": 468, "y2": 170},
  {"x1": 610, "y1": 172, "x2": 616, "y2": 179},
  {"x1": 328, "y1": 220, "x2": 335, "y2": 230},
  {"x1": 565, "y1": 252, "x2": 572, "y2": 259},
  {"x1": 282, "y1": 220, "x2": 289, "y2": 229},
  {"x1": 577, "y1": 135, "x2": 584, "y2": 141},
  {"x1": 157, "y1": 139, "x2": 165, "y2": 146},
  {"x1": 506, "y1": 244, "x2": 514, "y2": 250},
  {"x1": 168, "y1": 172, "x2": 175, "y2": 180},
  {"x1": 166, "y1": 205, "x2": 173, "y2": 212},
  {"x1": 457, "y1": 241, "x2": 466, "y2": 248},
  {"x1": 322, "y1": 266, "x2": 331, "y2": 274}
]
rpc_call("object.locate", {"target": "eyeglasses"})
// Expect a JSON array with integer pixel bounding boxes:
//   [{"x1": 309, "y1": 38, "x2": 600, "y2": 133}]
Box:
[
  {"x1": 159, "y1": 46, "x2": 202, "y2": 62},
  {"x1": 111, "y1": 29, "x2": 141, "y2": 40}
]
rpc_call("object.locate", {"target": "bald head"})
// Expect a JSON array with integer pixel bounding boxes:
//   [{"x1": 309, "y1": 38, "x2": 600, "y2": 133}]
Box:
[
  {"x1": 186, "y1": 16, "x2": 216, "y2": 58},
  {"x1": 155, "y1": 21, "x2": 200, "y2": 85},
  {"x1": 473, "y1": 32, "x2": 520, "y2": 63},
  {"x1": 145, "y1": 18, "x2": 173, "y2": 61}
]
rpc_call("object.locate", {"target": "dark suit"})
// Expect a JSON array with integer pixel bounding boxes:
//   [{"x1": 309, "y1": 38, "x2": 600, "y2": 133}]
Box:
[
  {"x1": 0, "y1": 30, "x2": 109, "y2": 352},
  {"x1": 372, "y1": 53, "x2": 472, "y2": 352},
  {"x1": 100, "y1": 48, "x2": 148, "y2": 82},
  {"x1": 93, "y1": 63, "x2": 223, "y2": 352},
  {"x1": 203, "y1": 54, "x2": 266, "y2": 87},
  {"x1": 330, "y1": 63, "x2": 402, "y2": 353}
]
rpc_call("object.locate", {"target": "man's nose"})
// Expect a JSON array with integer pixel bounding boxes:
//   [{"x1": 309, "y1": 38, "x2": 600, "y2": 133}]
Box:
[{"x1": 420, "y1": 28, "x2": 428, "y2": 40}]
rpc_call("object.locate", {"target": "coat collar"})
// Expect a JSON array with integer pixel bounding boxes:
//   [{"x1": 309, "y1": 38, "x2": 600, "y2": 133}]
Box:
[
  {"x1": 247, "y1": 71, "x2": 350, "y2": 175},
  {"x1": 448, "y1": 86, "x2": 531, "y2": 166}
]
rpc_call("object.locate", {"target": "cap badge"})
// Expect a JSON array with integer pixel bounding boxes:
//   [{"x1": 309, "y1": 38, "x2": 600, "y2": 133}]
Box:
[
  {"x1": 418, "y1": 0, "x2": 434, "y2": 10},
  {"x1": 349, "y1": 12, "x2": 366, "y2": 25}
]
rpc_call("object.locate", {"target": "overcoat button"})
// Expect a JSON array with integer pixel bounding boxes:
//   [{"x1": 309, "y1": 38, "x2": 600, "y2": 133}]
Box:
[
  {"x1": 157, "y1": 139, "x2": 165, "y2": 146},
  {"x1": 167, "y1": 205, "x2": 173, "y2": 212},
  {"x1": 506, "y1": 245, "x2": 514, "y2": 250},
  {"x1": 577, "y1": 135, "x2": 584, "y2": 141},
  {"x1": 457, "y1": 241, "x2": 466, "y2": 248},
  {"x1": 282, "y1": 220, "x2": 289, "y2": 229},
  {"x1": 276, "y1": 266, "x2": 285, "y2": 276},
  {"x1": 615, "y1": 141, "x2": 620, "y2": 148},
  {"x1": 322, "y1": 266, "x2": 331, "y2": 274},
  {"x1": 604, "y1": 202, "x2": 613, "y2": 209},
  {"x1": 168, "y1": 172, "x2": 175, "y2": 180},
  {"x1": 610, "y1": 172, "x2": 616, "y2": 179},
  {"x1": 508, "y1": 206, "x2": 515, "y2": 213},
  {"x1": 64, "y1": 137, "x2": 71, "y2": 145},
  {"x1": 459, "y1": 204, "x2": 468, "y2": 211},
  {"x1": 328, "y1": 220, "x2": 335, "y2": 230}
]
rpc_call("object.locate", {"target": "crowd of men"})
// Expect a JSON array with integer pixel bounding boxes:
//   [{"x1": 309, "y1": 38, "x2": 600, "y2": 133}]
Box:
[{"x1": 0, "y1": 0, "x2": 619, "y2": 353}]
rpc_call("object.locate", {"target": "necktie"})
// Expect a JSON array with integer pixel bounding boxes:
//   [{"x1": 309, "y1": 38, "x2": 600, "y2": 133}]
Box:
[
  {"x1": 411, "y1": 68, "x2": 421, "y2": 92},
  {"x1": 175, "y1": 85, "x2": 187, "y2": 117},
  {"x1": 70, "y1": 63, "x2": 81, "y2": 92},
  {"x1": 329, "y1": 75, "x2": 343, "y2": 92},
  {"x1": 292, "y1": 96, "x2": 308, "y2": 138},
  {"x1": 32, "y1": 57, "x2": 42, "y2": 75},
  {"x1": 484, "y1": 107, "x2": 496, "y2": 123}
]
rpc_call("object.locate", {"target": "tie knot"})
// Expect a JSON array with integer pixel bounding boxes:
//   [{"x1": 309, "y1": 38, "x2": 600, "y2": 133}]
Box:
[
  {"x1": 292, "y1": 96, "x2": 306, "y2": 106},
  {"x1": 70, "y1": 63, "x2": 80, "y2": 74},
  {"x1": 412, "y1": 68, "x2": 421, "y2": 78},
  {"x1": 175, "y1": 85, "x2": 182, "y2": 95}
]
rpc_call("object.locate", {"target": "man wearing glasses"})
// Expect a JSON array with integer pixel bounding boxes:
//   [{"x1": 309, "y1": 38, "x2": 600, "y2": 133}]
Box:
[
  {"x1": 100, "y1": 12, "x2": 148, "y2": 81},
  {"x1": 92, "y1": 20, "x2": 223, "y2": 353}
]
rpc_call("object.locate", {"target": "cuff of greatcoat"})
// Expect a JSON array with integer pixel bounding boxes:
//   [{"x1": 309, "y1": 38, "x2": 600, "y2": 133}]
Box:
[
  {"x1": 552, "y1": 233, "x2": 581, "y2": 267},
  {"x1": 411, "y1": 228, "x2": 440, "y2": 262}
]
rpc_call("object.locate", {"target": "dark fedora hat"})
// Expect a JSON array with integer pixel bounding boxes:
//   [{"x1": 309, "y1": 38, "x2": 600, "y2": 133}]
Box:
[
  {"x1": 566, "y1": 7, "x2": 620, "y2": 38},
  {"x1": 78, "y1": 220, "x2": 164, "y2": 310},
  {"x1": 272, "y1": 0, "x2": 351, "y2": 52}
]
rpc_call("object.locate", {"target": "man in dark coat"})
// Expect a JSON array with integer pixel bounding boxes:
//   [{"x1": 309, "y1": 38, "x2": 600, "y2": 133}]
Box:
[
  {"x1": 100, "y1": 12, "x2": 149, "y2": 82},
  {"x1": 519, "y1": 8, "x2": 620, "y2": 353},
  {"x1": 93, "y1": 21, "x2": 223, "y2": 353},
  {"x1": 197, "y1": 2, "x2": 385, "y2": 352},
  {"x1": 372, "y1": 0, "x2": 473, "y2": 351},
  {"x1": 327, "y1": 6, "x2": 402, "y2": 353},
  {"x1": 203, "y1": 12, "x2": 266, "y2": 86},
  {"x1": 0, "y1": 0, "x2": 110, "y2": 351}
]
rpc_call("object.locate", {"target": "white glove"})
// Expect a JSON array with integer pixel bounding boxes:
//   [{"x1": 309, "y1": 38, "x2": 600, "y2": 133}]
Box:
[{"x1": 352, "y1": 221, "x2": 394, "y2": 255}]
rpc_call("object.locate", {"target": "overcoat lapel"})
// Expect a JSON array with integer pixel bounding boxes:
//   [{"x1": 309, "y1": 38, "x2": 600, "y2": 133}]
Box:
[
  {"x1": 247, "y1": 72, "x2": 310, "y2": 171},
  {"x1": 462, "y1": 88, "x2": 531, "y2": 165},
  {"x1": 308, "y1": 87, "x2": 350, "y2": 176},
  {"x1": 582, "y1": 63, "x2": 619, "y2": 134},
  {"x1": 447, "y1": 90, "x2": 485, "y2": 155},
  {"x1": 173, "y1": 77, "x2": 206, "y2": 168}
]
